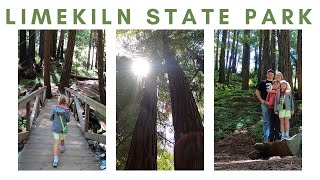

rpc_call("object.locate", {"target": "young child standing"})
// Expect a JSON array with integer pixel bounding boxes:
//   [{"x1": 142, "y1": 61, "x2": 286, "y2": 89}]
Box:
[
  {"x1": 50, "y1": 95, "x2": 70, "y2": 167},
  {"x1": 275, "y1": 80, "x2": 294, "y2": 140},
  {"x1": 265, "y1": 80, "x2": 280, "y2": 142}
]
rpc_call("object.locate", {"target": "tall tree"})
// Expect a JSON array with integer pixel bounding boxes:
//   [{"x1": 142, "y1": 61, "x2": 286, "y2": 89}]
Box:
[
  {"x1": 96, "y1": 30, "x2": 106, "y2": 105},
  {"x1": 25, "y1": 30, "x2": 36, "y2": 79},
  {"x1": 231, "y1": 31, "x2": 240, "y2": 73},
  {"x1": 227, "y1": 30, "x2": 237, "y2": 83},
  {"x1": 43, "y1": 30, "x2": 53, "y2": 98},
  {"x1": 215, "y1": 30, "x2": 220, "y2": 71},
  {"x1": 270, "y1": 30, "x2": 276, "y2": 71},
  {"x1": 19, "y1": 30, "x2": 27, "y2": 65},
  {"x1": 258, "y1": 30, "x2": 263, "y2": 81},
  {"x1": 39, "y1": 30, "x2": 44, "y2": 66},
  {"x1": 242, "y1": 30, "x2": 250, "y2": 90},
  {"x1": 51, "y1": 30, "x2": 58, "y2": 59},
  {"x1": 56, "y1": 30, "x2": 65, "y2": 60},
  {"x1": 254, "y1": 46, "x2": 258, "y2": 72},
  {"x1": 261, "y1": 30, "x2": 270, "y2": 79},
  {"x1": 162, "y1": 32, "x2": 204, "y2": 170},
  {"x1": 279, "y1": 30, "x2": 292, "y2": 85},
  {"x1": 125, "y1": 50, "x2": 159, "y2": 170},
  {"x1": 297, "y1": 30, "x2": 302, "y2": 100},
  {"x1": 91, "y1": 31, "x2": 96, "y2": 70},
  {"x1": 59, "y1": 30, "x2": 76, "y2": 92},
  {"x1": 87, "y1": 30, "x2": 93, "y2": 69},
  {"x1": 218, "y1": 30, "x2": 227, "y2": 83},
  {"x1": 225, "y1": 30, "x2": 231, "y2": 69}
]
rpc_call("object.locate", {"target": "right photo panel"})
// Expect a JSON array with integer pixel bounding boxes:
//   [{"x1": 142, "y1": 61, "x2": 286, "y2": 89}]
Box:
[{"x1": 214, "y1": 30, "x2": 302, "y2": 170}]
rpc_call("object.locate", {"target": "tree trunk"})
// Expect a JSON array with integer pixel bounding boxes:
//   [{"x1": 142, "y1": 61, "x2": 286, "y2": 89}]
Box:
[
  {"x1": 25, "y1": 30, "x2": 36, "y2": 79},
  {"x1": 261, "y1": 30, "x2": 270, "y2": 80},
  {"x1": 162, "y1": 34, "x2": 204, "y2": 170},
  {"x1": 87, "y1": 30, "x2": 93, "y2": 70},
  {"x1": 51, "y1": 30, "x2": 58, "y2": 59},
  {"x1": 258, "y1": 30, "x2": 263, "y2": 81},
  {"x1": 254, "y1": 46, "x2": 258, "y2": 72},
  {"x1": 39, "y1": 30, "x2": 44, "y2": 65},
  {"x1": 279, "y1": 30, "x2": 292, "y2": 85},
  {"x1": 19, "y1": 30, "x2": 27, "y2": 65},
  {"x1": 125, "y1": 50, "x2": 159, "y2": 170},
  {"x1": 56, "y1": 30, "x2": 65, "y2": 60},
  {"x1": 218, "y1": 30, "x2": 227, "y2": 83},
  {"x1": 43, "y1": 31, "x2": 53, "y2": 98},
  {"x1": 242, "y1": 30, "x2": 250, "y2": 90},
  {"x1": 59, "y1": 30, "x2": 76, "y2": 92},
  {"x1": 277, "y1": 30, "x2": 284, "y2": 73},
  {"x1": 297, "y1": 30, "x2": 302, "y2": 100},
  {"x1": 271, "y1": 30, "x2": 276, "y2": 71},
  {"x1": 227, "y1": 30, "x2": 237, "y2": 83},
  {"x1": 231, "y1": 31, "x2": 240, "y2": 73},
  {"x1": 225, "y1": 30, "x2": 231, "y2": 69},
  {"x1": 214, "y1": 30, "x2": 220, "y2": 71},
  {"x1": 91, "y1": 32, "x2": 96, "y2": 70},
  {"x1": 96, "y1": 30, "x2": 106, "y2": 105}
]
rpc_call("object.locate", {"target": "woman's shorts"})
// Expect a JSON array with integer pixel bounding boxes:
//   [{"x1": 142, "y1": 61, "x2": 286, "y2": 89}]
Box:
[
  {"x1": 279, "y1": 109, "x2": 291, "y2": 119},
  {"x1": 53, "y1": 132, "x2": 66, "y2": 140}
]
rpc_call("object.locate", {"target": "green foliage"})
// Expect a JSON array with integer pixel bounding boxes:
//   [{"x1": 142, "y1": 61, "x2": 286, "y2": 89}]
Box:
[
  {"x1": 157, "y1": 148, "x2": 174, "y2": 170},
  {"x1": 18, "y1": 116, "x2": 26, "y2": 129},
  {"x1": 248, "y1": 121, "x2": 264, "y2": 142}
]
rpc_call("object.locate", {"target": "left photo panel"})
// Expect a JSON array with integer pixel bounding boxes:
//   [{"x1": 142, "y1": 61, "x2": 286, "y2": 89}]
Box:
[{"x1": 18, "y1": 30, "x2": 106, "y2": 170}]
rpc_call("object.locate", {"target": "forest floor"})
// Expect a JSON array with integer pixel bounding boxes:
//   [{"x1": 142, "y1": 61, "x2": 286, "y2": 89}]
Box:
[{"x1": 214, "y1": 130, "x2": 302, "y2": 170}]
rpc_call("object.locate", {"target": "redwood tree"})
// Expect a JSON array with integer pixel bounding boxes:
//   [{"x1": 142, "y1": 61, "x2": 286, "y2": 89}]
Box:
[
  {"x1": 218, "y1": 30, "x2": 227, "y2": 83},
  {"x1": 43, "y1": 30, "x2": 53, "y2": 98},
  {"x1": 56, "y1": 30, "x2": 65, "y2": 60},
  {"x1": 242, "y1": 30, "x2": 250, "y2": 90},
  {"x1": 297, "y1": 30, "x2": 302, "y2": 100},
  {"x1": 87, "y1": 30, "x2": 93, "y2": 69},
  {"x1": 19, "y1": 30, "x2": 27, "y2": 65},
  {"x1": 59, "y1": 30, "x2": 76, "y2": 92},
  {"x1": 125, "y1": 50, "x2": 159, "y2": 170},
  {"x1": 261, "y1": 30, "x2": 270, "y2": 79},
  {"x1": 96, "y1": 30, "x2": 106, "y2": 105},
  {"x1": 162, "y1": 33, "x2": 204, "y2": 170}
]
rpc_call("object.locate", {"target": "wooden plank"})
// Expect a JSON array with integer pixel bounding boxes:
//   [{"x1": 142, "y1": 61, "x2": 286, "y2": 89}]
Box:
[
  {"x1": 18, "y1": 162, "x2": 100, "y2": 170},
  {"x1": 85, "y1": 132, "x2": 106, "y2": 144},
  {"x1": 74, "y1": 96, "x2": 84, "y2": 133},
  {"x1": 26, "y1": 139, "x2": 89, "y2": 145},
  {"x1": 19, "y1": 155, "x2": 98, "y2": 163},
  {"x1": 84, "y1": 103, "x2": 90, "y2": 132},
  {"x1": 18, "y1": 87, "x2": 46, "y2": 108},
  {"x1": 23, "y1": 144, "x2": 91, "y2": 151},
  {"x1": 65, "y1": 87, "x2": 106, "y2": 117},
  {"x1": 18, "y1": 131, "x2": 30, "y2": 143},
  {"x1": 26, "y1": 102, "x2": 31, "y2": 131},
  {"x1": 30, "y1": 95, "x2": 40, "y2": 124},
  {"x1": 20, "y1": 149, "x2": 95, "y2": 157}
]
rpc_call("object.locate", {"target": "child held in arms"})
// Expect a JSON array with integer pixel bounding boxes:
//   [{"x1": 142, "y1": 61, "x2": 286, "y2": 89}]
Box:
[
  {"x1": 50, "y1": 95, "x2": 70, "y2": 167},
  {"x1": 265, "y1": 80, "x2": 280, "y2": 142}
]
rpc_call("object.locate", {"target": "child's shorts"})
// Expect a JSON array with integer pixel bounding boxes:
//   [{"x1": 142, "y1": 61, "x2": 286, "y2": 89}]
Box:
[
  {"x1": 279, "y1": 109, "x2": 291, "y2": 119},
  {"x1": 53, "y1": 132, "x2": 66, "y2": 140}
]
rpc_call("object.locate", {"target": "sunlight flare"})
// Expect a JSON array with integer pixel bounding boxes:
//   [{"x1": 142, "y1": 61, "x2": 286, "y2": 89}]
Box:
[{"x1": 132, "y1": 58, "x2": 150, "y2": 77}]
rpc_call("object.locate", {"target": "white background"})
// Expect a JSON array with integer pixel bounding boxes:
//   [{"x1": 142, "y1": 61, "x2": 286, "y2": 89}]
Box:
[{"x1": 0, "y1": 0, "x2": 318, "y2": 179}]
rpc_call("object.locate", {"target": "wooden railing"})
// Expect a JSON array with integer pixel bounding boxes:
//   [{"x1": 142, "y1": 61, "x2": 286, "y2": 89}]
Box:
[
  {"x1": 18, "y1": 86, "x2": 47, "y2": 142},
  {"x1": 65, "y1": 87, "x2": 106, "y2": 144}
]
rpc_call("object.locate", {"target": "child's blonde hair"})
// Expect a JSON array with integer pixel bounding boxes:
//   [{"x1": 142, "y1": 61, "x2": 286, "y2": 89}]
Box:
[
  {"x1": 275, "y1": 71, "x2": 284, "y2": 80},
  {"x1": 58, "y1": 95, "x2": 68, "y2": 105}
]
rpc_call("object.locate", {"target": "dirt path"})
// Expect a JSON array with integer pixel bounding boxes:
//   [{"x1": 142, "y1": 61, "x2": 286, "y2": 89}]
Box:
[{"x1": 214, "y1": 130, "x2": 302, "y2": 170}]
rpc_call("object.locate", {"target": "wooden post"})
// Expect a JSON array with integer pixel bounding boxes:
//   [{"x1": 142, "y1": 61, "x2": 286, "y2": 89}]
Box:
[
  {"x1": 26, "y1": 101, "x2": 31, "y2": 131},
  {"x1": 84, "y1": 103, "x2": 90, "y2": 132},
  {"x1": 42, "y1": 88, "x2": 46, "y2": 104},
  {"x1": 74, "y1": 96, "x2": 85, "y2": 133}
]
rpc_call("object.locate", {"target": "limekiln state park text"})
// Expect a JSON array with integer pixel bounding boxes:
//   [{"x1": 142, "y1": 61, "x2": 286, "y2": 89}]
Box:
[{"x1": 4, "y1": 8, "x2": 312, "y2": 25}]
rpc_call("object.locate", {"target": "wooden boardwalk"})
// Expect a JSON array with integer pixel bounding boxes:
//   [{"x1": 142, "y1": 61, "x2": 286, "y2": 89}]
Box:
[{"x1": 19, "y1": 98, "x2": 100, "y2": 170}]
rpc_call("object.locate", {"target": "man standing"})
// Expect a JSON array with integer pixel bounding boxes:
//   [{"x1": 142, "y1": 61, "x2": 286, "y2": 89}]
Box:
[{"x1": 256, "y1": 69, "x2": 274, "y2": 142}]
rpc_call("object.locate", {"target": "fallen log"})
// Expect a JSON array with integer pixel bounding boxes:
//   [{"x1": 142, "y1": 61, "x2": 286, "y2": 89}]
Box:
[
  {"x1": 70, "y1": 74, "x2": 98, "y2": 80},
  {"x1": 249, "y1": 133, "x2": 302, "y2": 159}
]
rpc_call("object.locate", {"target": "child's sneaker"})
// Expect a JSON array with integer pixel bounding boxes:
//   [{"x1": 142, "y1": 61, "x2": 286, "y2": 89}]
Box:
[
  {"x1": 60, "y1": 145, "x2": 65, "y2": 153},
  {"x1": 53, "y1": 159, "x2": 59, "y2": 167}
]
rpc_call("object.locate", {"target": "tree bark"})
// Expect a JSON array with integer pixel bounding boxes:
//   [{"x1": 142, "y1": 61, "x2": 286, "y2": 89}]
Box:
[
  {"x1": 162, "y1": 33, "x2": 204, "y2": 170},
  {"x1": 39, "y1": 30, "x2": 44, "y2": 65},
  {"x1": 51, "y1": 30, "x2": 58, "y2": 59},
  {"x1": 261, "y1": 30, "x2": 270, "y2": 80},
  {"x1": 59, "y1": 30, "x2": 76, "y2": 92},
  {"x1": 279, "y1": 30, "x2": 292, "y2": 85},
  {"x1": 43, "y1": 31, "x2": 53, "y2": 98},
  {"x1": 125, "y1": 49, "x2": 159, "y2": 170},
  {"x1": 258, "y1": 30, "x2": 263, "y2": 81},
  {"x1": 225, "y1": 30, "x2": 231, "y2": 69},
  {"x1": 214, "y1": 30, "x2": 220, "y2": 71},
  {"x1": 218, "y1": 30, "x2": 227, "y2": 83},
  {"x1": 271, "y1": 30, "x2": 276, "y2": 71},
  {"x1": 56, "y1": 30, "x2": 65, "y2": 60},
  {"x1": 19, "y1": 30, "x2": 27, "y2": 65},
  {"x1": 297, "y1": 30, "x2": 302, "y2": 100},
  {"x1": 242, "y1": 30, "x2": 250, "y2": 90},
  {"x1": 25, "y1": 30, "x2": 36, "y2": 79},
  {"x1": 231, "y1": 31, "x2": 240, "y2": 73},
  {"x1": 96, "y1": 30, "x2": 106, "y2": 105},
  {"x1": 87, "y1": 30, "x2": 93, "y2": 70},
  {"x1": 227, "y1": 30, "x2": 237, "y2": 83}
]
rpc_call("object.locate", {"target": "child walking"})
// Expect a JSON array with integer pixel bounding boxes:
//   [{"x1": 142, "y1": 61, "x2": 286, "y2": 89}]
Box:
[
  {"x1": 275, "y1": 80, "x2": 294, "y2": 140},
  {"x1": 265, "y1": 80, "x2": 280, "y2": 142},
  {"x1": 50, "y1": 95, "x2": 70, "y2": 167}
]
